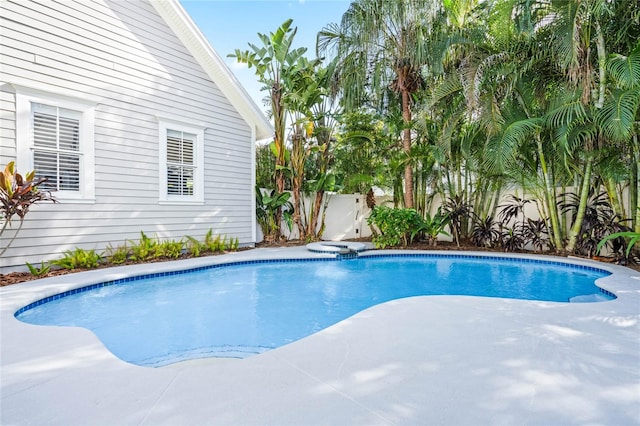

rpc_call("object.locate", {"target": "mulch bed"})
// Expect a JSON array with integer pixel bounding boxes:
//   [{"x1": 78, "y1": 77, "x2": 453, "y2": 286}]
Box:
[{"x1": 2, "y1": 239, "x2": 635, "y2": 287}]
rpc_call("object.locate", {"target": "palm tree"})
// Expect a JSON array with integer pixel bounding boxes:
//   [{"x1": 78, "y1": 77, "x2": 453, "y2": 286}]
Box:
[
  {"x1": 317, "y1": 0, "x2": 444, "y2": 209},
  {"x1": 425, "y1": 0, "x2": 550, "y2": 245},
  {"x1": 598, "y1": 43, "x2": 640, "y2": 231},
  {"x1": 440, "y1": 0, "x2": 637, "y2": 253},
  {"x1": 538, "y1": 0, "x2": 639, "y2": 252}
]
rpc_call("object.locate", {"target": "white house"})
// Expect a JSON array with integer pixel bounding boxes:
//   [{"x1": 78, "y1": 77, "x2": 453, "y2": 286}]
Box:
[{"x1": 0, "y1": 0, "x2": 272, "y2": 273}]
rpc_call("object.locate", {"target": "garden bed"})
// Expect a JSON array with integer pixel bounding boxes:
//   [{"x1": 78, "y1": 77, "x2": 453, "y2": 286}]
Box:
[{"x1": 2, "y1": 238, "x2": 634, "y2": 287}]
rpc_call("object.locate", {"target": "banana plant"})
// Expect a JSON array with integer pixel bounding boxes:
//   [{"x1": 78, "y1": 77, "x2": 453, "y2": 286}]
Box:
[
  {"x1": 256, "y1": 187, "x2": 293, "y2": 242},
  {"x1": 411, "y1": 208, "x2": 451, "y2": 247},
  {"x1": 230, "y1": 19, "x2": 307, "y2": 239}
]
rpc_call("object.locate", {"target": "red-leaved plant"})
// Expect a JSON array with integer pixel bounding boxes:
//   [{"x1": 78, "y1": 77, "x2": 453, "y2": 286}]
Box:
[{"x1": 1, "y1": 161, "x2": 56, "y2": 256}]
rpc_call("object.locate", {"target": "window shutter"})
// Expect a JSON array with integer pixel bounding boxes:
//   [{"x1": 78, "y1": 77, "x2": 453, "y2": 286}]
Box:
[
  {"x1": 33, "y1": 108, "x2": 57, "y2": 149},
  {"x1": 59, "y1": 115, "x2": 80, "y2": 151},
  {"x1": 32, "y1": 103, "x2": 81, "y2": 191},
  {"x1": 166, "y1": 130, "x2": 196, "y2": 196}
]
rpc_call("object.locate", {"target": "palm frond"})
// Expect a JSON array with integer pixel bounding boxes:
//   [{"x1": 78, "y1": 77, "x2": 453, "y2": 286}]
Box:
[
  {"x1": 484, "y1": 117, "x2": 542, "y2": 174},
  {"x1": 316, "y1": 23, "x2": 343, "y2": 57},
  {"x1": 429, "y1": 74, "x2": 463, "y2": 107},
  {"x1": 606, "y1": 44, "x2": 640, "y2": 90},
  {"x1": 479, "y1": 94, "x2": 505, "y2": 136},
  {"x1": 597, "y1": 88, "x2": 640, "y2": 141},
  {"x1": 566, "y1": 121, "x2": 598, "y2": 153},
  {"x1": 544, "y1": 96, "x2": 587, "y2": 129}
]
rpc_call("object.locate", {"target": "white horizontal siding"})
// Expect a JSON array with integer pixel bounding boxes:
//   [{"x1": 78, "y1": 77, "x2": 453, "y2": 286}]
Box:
[
  {"x1": 0, "y1": 91, "x2": 17, "y2": 162},
  {"x1": 1, "y1": 8, "x2": 249, "y2": 122},
  {"x1": 0, "y1": 0, "x2": 255, "y2": 273},
  {"x1": 9, "y1": 216, "x2": 253, "y2": 242}
]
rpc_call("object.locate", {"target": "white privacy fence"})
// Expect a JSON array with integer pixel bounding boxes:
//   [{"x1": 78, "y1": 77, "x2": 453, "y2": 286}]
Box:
[
  {"x1": 257, "y1": 193, "x2": 387, "y2": 242},
  {"x1": 257, "y1": 187, "x2": 632, "y2": 247}
]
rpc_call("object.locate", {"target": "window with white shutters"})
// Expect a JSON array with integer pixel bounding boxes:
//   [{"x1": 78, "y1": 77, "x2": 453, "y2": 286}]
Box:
[
  {"x1": 166, "y1": 130, "x2": 195, "y2": 196},
  {"x1": 32, "y1": 103, "x2": 81, "y2": 192},
  {"x1": 158, "y1": 120, "x2": 204, "y2": 203},
  {"x1": 15, "y1": 88, "x2": 95, "y2": 203}
]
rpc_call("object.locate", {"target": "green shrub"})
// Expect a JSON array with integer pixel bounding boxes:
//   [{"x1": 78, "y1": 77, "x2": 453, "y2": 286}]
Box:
[
  {"x1": 26, "y1": 261, "x2": 51, "y2": 277},
  {"x1": 256, "y1": 187, "x2": 293, "y2": 242},
  {"x1": 188, "y1": 231, "x2": 239, "y2": 255},
  {"x1": 26, "y1": 230, "x2": 240, "y2": 274},
  {"x1": 154, "y1": 239, "x2": 184, "y2": 259},
  {"x1": 367, "y1": 206, "x2": 424, "y2": 248},
  {"x1": 54, "y1": 247, "x2": 102, "y2": 270},
  {"x1": 597, "y1": 231, "x2": 640, "y2": 258},
  {"x1": 228, "y1": 237, "x2": 239, "y2": 250},
  {"x1": 129, "y1": 231, "x2": 157, "y2": 261},
  {"x1": 204, "y1": 229, "x2": 225, "y2": 252},
  {"x1": 105, "y1": 243, "x2": 129, "y2": 264},
  {"x1": 186, "y1": 236, "x2": 203, "y2": 257}
]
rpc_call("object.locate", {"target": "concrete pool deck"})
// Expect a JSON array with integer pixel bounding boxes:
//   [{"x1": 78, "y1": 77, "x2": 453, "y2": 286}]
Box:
[{"x1": 1, "y1": 247, "x2": 639, "y2": 425}]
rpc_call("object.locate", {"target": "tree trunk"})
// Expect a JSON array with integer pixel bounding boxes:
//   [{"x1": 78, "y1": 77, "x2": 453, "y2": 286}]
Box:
[
  {"x1": 595, "y1": 21, "x2": 606, "y2": 109},
  {"x1": 306, "y1": 121, "x2": 332, "y2": 240},
  {"x1": 604, "y1": 178, "x2": 625, "y2": 219},
  {"x1": 493, "y1": 186, "x2": 503, "y2": 217},
  {"x1": 566, "y1": 157, "x2": 594, "y2": 253},
  {"x1": 366, "y1": 187, "x2": 376, "y2": 209},
  {"x1": 401, "y1": 89, "x2": 414, "y2": 209},
  {"x1": 632, "y1": 133, "x2": 640, "y2": 232},
  {"x1": 537, "y1": 137, "x2": 563, "y2": 251},
  {"x1": 291, "y1": 129, "x2": 306, "y2": 240},
  {"x1": 272, "y1": 85, "x2": 286, "y2": 239},
  {"x1": 317, "y1": 191, "x2": 333, "y2": 240},
  {"x1": 307, "y1": 190, "x2": 324, "y2": 239},
  {"x1": 456, "y1": 159, "x2": 462, "y2": 197},
  {"x1": 292, "y1": 181, "x2": 304, "y2": 239}
]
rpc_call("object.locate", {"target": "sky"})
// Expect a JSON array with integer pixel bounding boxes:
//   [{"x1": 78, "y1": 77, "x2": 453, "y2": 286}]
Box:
[{"x1": 180, "y1": 0, "x2": 351, "y2": 113}]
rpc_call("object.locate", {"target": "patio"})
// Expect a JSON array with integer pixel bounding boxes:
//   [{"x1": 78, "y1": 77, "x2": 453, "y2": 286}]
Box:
[{"x1": 1, "y1": 247, "x2": 639, "y2": 425}]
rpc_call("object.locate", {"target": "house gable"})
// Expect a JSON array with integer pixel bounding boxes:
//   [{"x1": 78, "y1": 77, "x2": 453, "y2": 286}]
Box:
[
  {"x1": 0, "y1": 0, "x2": 267, "y2": 272},
  {"x1": 151, "y1": 0, "x2": 272, "y2": 141}
]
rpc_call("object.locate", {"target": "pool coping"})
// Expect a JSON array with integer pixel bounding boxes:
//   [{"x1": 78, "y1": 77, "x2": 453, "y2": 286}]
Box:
[{"x1": 1, "y1": 247, "x2": 639, "y2": 425}]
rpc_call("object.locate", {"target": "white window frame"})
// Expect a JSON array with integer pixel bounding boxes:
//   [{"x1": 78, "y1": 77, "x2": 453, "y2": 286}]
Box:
[
  {"x1": 15, "y1": 88, "x2": 95, "y2": 203},
  {"x1": 158, "y1": 119, "x2": 205, "y2": 204}
]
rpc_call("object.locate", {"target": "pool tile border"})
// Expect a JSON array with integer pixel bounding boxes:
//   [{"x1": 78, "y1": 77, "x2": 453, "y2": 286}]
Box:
[{"x1": 14, "y1": 253, "x2": 613, "y2": 317}]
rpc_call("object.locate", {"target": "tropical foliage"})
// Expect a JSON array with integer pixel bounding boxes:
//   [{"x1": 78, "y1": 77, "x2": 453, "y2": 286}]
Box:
[
  {"x1": 318, "y1": 0, "x2": 445, "y2": 209},
  {"x1": 367, "y1": 205, "x2": 450, "y2": 249},
  {"x1": 367, "y1": 206, "x2": 424, "y2": 248},
  {"x1": 236, "y1": 1, "x2": 638, "y2": 260},
  {"x1": 26, "y1": 230, "x2": 241, "y2": 277},
  {"x1": 255, "y1": 187, "x2": 293, "y2": 242},
  {"x1": 233, "y1": 21, "x2": 341, "y2": 241},
  {"x1": 229, "y1": 19, "x2": 309, "y2": 238},
  {"x1": 0, "y1": 161, "x2": 56, "y2": 257}
]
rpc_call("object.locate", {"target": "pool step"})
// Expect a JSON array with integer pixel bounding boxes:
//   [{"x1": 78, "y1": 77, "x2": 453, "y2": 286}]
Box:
[
  {"x1": 306, "y1": 241, "x2": 371, "y2": 256},
  {"x1": 569, "y1": 293, "x2": 612, "y2": 303}
]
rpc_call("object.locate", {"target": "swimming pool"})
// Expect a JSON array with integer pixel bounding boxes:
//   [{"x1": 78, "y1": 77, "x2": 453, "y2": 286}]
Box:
[{"x1": 15, "y1": 254, "x2": 612, "y2": 367}]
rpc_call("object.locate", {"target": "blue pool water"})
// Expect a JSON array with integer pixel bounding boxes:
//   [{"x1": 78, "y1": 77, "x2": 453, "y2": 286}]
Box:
[{"x1": 16, "y1": 255, "x2": 612, "y2": 367}]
